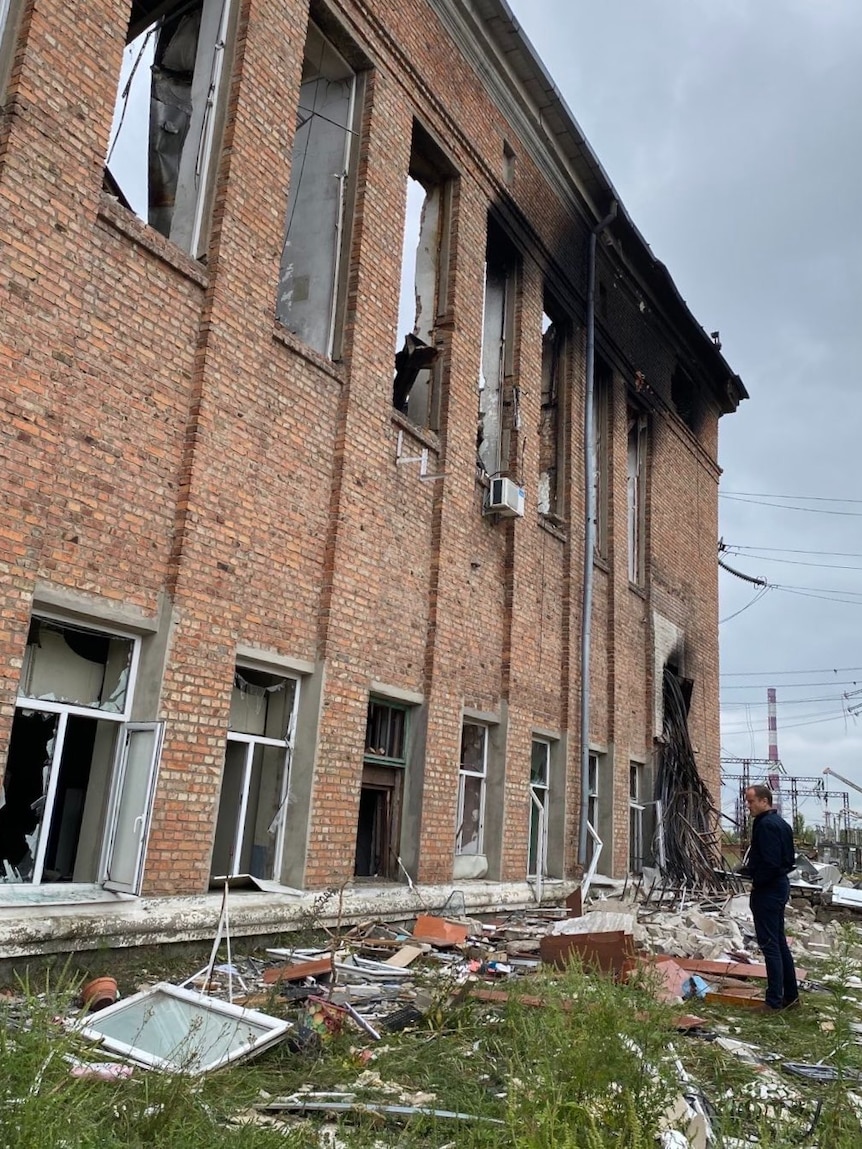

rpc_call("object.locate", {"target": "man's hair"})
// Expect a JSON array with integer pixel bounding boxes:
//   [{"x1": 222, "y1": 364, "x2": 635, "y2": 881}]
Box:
[{"x1": 746, "y1": 783, "x2": 773, "y2": 805}]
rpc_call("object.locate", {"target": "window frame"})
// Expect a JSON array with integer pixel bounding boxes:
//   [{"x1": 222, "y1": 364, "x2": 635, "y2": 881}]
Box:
[
  {"x1": 629, "y1": 760, "x2": 645, "y2": 873},
  {"x1": 528, "y1": 738, "x2": 550, "y2": 878},
  {"x1": 538, "y1": 305, "x2": 569, "y2": 522},
  {"x1": 214, "y1": 665, "x2": 300, "y2": 882},
  {"x1": 478, "y1": 224, "x2": 520, "y2": 479},
  {"x1": 276, "y1": 18, "x2": 363, "y2": 360},
  {"x1": 105, "y1": 0, "x2": 235, "y2": 259},
  {"x1": 363, "y1": 698, "x2": 409, "y2": 769},
  {"x1": 627, "y1": 408, "x2": 648, "y2": 585},
  {"x1": 455, "y1": 721, "x2": 488, "y2": 857}
]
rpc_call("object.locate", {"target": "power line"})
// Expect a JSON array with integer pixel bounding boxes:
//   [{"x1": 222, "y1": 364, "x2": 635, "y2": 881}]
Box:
[
  {"x1": 723, "y1": 551, "x2": 862, "y2": 572},
  {"x1": 721, "y1": 694, "x2": 852, "y2": 708},
  {"x1": 721, "y1": 666, "x2": 862, "y2": 677},
  {"x1": 720, "y1": 494, "x2": 862, "y2": 517},
  {"x1": 727, "y1": 545, "x2": 862, "y2": 558},
  {"x1": 722, "y1": 679, "x2": 862, "y2": 691},
  {"x1": 722, "y1": 710, "x2": 852, "y2": 734},
  {"x1": 723, "y1": 491, "x2": 862, "y2": 505}
]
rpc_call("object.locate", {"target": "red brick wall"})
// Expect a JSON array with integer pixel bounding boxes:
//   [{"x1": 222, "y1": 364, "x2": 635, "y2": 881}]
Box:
[{"x1": 0, "y1": 0, "x2": 728, "y2": 892}]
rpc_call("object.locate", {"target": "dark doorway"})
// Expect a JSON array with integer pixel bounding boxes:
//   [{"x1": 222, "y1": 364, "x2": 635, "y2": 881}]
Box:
[{"x1": 353, "y1": 765, "x2": 402, "y2": 880}]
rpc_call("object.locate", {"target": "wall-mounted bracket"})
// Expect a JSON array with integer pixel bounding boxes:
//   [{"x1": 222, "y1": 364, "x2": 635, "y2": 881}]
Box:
[{"x1": 395, "y1": 430, "x2": 446, "y2": 483}]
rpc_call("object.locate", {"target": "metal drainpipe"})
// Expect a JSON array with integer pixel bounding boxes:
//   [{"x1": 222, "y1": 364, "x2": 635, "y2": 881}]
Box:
[{"x1": 579, "y1": 201, "x2": 618, "y2": 866}]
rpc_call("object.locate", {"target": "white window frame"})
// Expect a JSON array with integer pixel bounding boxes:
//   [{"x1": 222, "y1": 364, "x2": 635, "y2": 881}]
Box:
[
  {"x1": 217, "y1": 667, "x2": 300, "y2": 881},
  {"x1": 9, "y1": 616, "x2": 145, "y2": 887},
  {"x1": 629, "y1": 760, "x2": 645, "y2": 874},
  {"x1": 527, "y1": 738, "x2": 550, "y2": 880},
  {"x1": 102, "y1": 721, "x2": 165, "y2": 894},
  {"x1": 455, "y1": 722, "x2": 487, "y2": 856},
  {"x1": 586, "y1": 751, "x2": 600, "y2": 866}
]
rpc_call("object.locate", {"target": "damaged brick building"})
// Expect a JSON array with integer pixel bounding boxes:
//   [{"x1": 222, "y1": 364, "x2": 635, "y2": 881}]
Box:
[{"x1": 0, "y1": 0, "x2": 745, "y2": 939}]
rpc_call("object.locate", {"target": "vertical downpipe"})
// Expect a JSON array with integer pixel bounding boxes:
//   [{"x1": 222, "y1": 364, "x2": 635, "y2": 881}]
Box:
[{"x1": 579, "y1": 202, "x2": 617, "y2": 866}]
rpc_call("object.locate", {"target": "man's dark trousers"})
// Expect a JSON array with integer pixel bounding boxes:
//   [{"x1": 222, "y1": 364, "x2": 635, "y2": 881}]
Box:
[{"x1": 750, "y1": 875, "x2": 798, "y2": 1009}]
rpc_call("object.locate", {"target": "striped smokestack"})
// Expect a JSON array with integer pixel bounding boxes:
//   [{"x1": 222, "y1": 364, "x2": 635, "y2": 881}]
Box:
[{"x1": 767, "y1": 686, "x2": 781, "y2": 814}]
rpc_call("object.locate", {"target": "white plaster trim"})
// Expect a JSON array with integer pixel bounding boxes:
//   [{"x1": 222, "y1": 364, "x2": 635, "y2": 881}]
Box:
[
  {"x1": 32, "y1": 582, "x2": 160, "y2": 634},
  {"x1": 370, "y1": 682, "x2": 424, "y2": 706},
  {"x1": 463, "y1": 707, "x2": 501, "y2": 725},
  {"x1": 234, "y1": 644, "x2": 315, "y2": 677},
  {"x1": 531, "y1": 726, "x2": 560, "y2": 742}
]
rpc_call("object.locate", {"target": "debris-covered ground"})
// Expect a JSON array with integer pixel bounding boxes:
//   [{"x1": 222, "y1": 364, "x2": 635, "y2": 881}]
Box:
[{"x1": 3, "y1": 880, "x2": 862, "y2": 1148}]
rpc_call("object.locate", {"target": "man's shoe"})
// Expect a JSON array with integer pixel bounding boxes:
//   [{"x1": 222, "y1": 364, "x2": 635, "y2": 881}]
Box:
[
  {"x1": 781, "y1": 997, "x2": 800, "y2": 1011},
  {"x1": 751, "y1": 1003, "x2": 782, "y2": 1012}
]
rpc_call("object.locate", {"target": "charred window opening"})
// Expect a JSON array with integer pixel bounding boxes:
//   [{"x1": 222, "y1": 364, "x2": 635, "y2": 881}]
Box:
[
  {"x1": 105, "y1": 0, "x2": 233, "y2": 258},
  {"x1": 477, "y1": 223, "x2": 519, "y2": 478},
  {"x1": 211, "y1": 667, "x2": 299, "y2": 882},
  {"x1": 626, "y1": 406, "x2": 647, "y2": 585},
  {"x1": 593, "y1": 359, "x2": 610, "y2": 555},
  {"x1": 392, "y1": 125, "x2": 455, "y2": 428},
  {"x1": 656, "y1": 666, "x2": 722, "y2": 888},
  {"x1": 671, "y1": 364, "x2": 704, "y2": 435},
  {"x1": 354, "y1": 700, "x2": 408, "y2": 880},
  {"x1": 276, "y1": 20, "x2": 361, "y2": 359},
  {"x1": 537, "y1": 304, "x2": 567, "y2": 521},
  {"x1": 528, "y1": 739, "x2": 550, "y2": 878}
]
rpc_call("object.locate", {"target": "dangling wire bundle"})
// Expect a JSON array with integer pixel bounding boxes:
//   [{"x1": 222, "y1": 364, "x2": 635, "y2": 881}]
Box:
[{"x1": 654, "y1": 668, "x2": 724, "y2": 889}]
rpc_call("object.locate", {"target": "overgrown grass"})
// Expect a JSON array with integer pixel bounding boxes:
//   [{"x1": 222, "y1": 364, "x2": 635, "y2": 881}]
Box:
[{"x1": 4, "y1": 927, "x2": 862, "y2": 1148}]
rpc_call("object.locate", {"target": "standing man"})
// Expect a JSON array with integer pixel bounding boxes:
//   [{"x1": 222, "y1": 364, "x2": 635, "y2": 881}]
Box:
[{"x1": 744, "y1": 784, "x2": 799, "y2": 1011}]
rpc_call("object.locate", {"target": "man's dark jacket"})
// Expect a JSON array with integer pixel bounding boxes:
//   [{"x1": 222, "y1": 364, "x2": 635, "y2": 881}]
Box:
[{"x1": 748, "y1": 809, "x2": 794, "y2": 889}]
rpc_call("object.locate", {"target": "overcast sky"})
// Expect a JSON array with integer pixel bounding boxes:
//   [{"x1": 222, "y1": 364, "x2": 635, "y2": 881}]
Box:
[{"x1": 508, "y1": 0, "x2": 862, "y2": 820}]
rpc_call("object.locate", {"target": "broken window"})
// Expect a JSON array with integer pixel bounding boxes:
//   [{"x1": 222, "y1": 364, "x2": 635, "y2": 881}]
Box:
[
  {"x1": 354, "y1": 699, "x2": 408, "y2": 880},
  {"x1": 1, "y1": 618, "x2": 162, "y2": 891},
  {"x1": 538, "y1": 306, "x2": 567, "y2": 520},
  {"x1": 73, "y1": 981, "x2": 291, "y2": 1073},
  {"x1": 528, "y1": 739, "x2": 550, "y2": 878},
  {"x1": 456, "y1": 722, "x2": 487, "y2": 856},
  {"x1": 593, "y1": 361, "x2": 610, "y2": 556},
  {"x1": 392, "y1": 125, "x2": 454, "y2": 427},
  {"x1": 627, "y1": 408, "x2": 647, "y2": 585},
  {"x1": 211, "y1": 667, "x2": 298, "y2": 882},
  {"x1": 276, "y1": 20, "x2": 360, "y2": 358},
  {"x1": 477, "y1": 225, "x2": 519, "y2": 478},
  {"x1": 105, "y1": 0, "x2": 234, "y2": 258},
  {"x1": 629, "y1": 761, "x2": 644, "y2": 873}
]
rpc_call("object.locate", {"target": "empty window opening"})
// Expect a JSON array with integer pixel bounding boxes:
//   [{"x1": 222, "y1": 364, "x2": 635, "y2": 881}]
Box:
[
  {"x1": 538, "y1": 306, "x2": 567, "y2": 520},
  {"x1": 211, "y1": 667, "x2": 298, "y2": 882},
  {"x1": 393, "y1": 125, "x2": 454, "y2": 427},
  {"x1": 593, "y1": 361, "x2": 610, "y2": 556},
  {"x1": 627, "y1": 408, "x2": 647, "y2": 585},
  {"x1": 671, "y1": 365, "x2": 703, "y2": 435},
  {"x1": 105, "y1": 0, "x2": 233, "y2": 258},
  {"x1": 456, "y1": 722, "x2": 487, "y2": 856},
  {"x1": 276, "y1": 21, "x2": 359, "y2": 358},
  {"x1": 354, "y1": 700, "x2": 407, "y2": 880},
  {"x1": 629, "y1": 762, "x2": 645, "y2": 873},
  {"x1": 1, "y1": 618, "x2": 161, "y2": 892},
  {"x1": 528, "y1": 739, "x2": 550, "y2": 878},
  {"x1": 502, "y1": 140, "x2": 515, "y2": 187},
  {"x1": 478, "y1": 226, "x2": 519, "y2": 478}
]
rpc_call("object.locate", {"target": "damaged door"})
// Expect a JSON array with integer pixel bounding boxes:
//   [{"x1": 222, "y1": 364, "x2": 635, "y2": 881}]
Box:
[
  {"x1": 354, "y1": 700, "x2": 407, "y2": 880},
  {"x1": 103, "y1": 723, "x2": 164, "y2": 894}
]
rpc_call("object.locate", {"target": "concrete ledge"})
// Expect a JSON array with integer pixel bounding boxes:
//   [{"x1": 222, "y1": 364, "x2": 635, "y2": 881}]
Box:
[{"x1": 0, "y1": 880, "x2": 571, "y2": 959}]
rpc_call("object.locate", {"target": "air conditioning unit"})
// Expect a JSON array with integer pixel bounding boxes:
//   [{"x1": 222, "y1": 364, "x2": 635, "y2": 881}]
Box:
[{"x1": 486, "y1": 477, "x2": 525, "y2": 518}]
